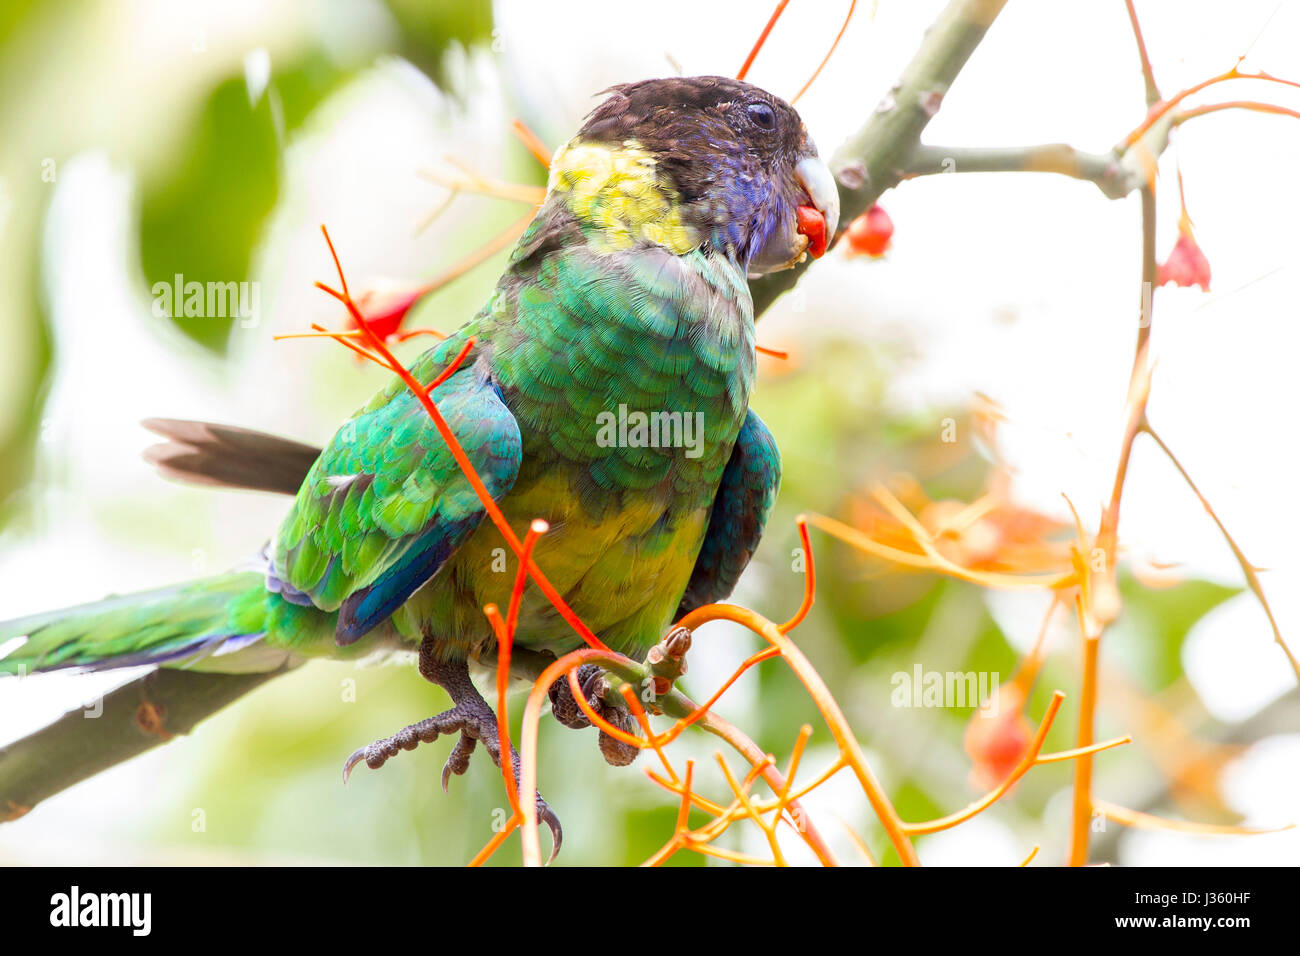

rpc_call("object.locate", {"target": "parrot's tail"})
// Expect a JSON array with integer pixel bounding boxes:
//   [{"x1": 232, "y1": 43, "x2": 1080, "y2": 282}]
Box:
[{"x1": 0, "y1": 571, "x2": 291, "y2": 676}]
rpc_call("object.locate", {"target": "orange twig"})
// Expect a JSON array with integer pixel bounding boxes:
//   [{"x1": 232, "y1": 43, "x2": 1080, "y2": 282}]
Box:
[
  {"x1": 736, "y1": 0, "x2": 791, "y2": 81},
  {"x1": 1141, "y1": 423, "x2": 1299, "y2": 681},
  {"x1": 1123, "y1": 65, "x2": 1300, "y2": 147},
  {"x1": 902, "y1": 692, "x2": 1130, "y2": 836},
  {"x1": 1095, "y1": 799, "x2": 1294, "y2": 836},
  {"x1": 792, "y1": 0, "x2": 857, "y2": 104},
  {"x1": 1175, "y1": 99, "x2": 1300, "y2": 126},
  {"x1": 677, "y1": 599, "x2": 920, "y2": 866},
  {"x1": 779, "y1": 516, "x2": 815, "y2": 633},
  {"x1": 511, "y1": 119, "x2": 554, "y2": 168}
]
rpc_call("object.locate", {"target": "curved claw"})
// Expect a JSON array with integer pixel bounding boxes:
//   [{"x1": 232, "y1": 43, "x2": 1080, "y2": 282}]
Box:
[
  {"x1": 579, "y1": 667, "x2": 608, "y2": 704},
  {"x1": 540, "y1": 801, "x2": 563, "y2": 864},
  {"x1": 342, "y1": 746, "x2": 370, "y2": 785},
  {"x1": 441, "y1": 733, "x2": 477, "y2": 793}
]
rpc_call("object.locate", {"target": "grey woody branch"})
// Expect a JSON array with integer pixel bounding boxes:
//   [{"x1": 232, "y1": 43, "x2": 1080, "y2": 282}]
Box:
[{"x1": 0, "y1": 667, "x2": 287, "y2": 820}]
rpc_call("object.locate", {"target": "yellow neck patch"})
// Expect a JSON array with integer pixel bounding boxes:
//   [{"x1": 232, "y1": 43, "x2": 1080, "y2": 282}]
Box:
[{"x1": 547, "y1": 140, "x2": 698, "y2": 256}]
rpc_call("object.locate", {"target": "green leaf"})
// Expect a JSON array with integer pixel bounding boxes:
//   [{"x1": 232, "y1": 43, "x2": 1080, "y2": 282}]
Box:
[
  {"x1": 380, "y1": 0, "x2": 494, "y2": 86},
  {"x1": 138, "y1": 52, "x2": 351, "y2": 350},
  {"x1": 138, "y1": 77, "x2": 279, "y2": 349}
]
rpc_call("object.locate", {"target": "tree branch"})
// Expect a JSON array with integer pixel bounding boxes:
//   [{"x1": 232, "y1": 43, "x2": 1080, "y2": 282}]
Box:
[
  {"x1": 1123, "y1": 0, "x2": 1162, "y2": 107},
  {"x1": 751, "y1": 0, "x2": 1011, "y2": 316},
  {"x1": 903, "y1": 143, "x2": 1138, "y2": 199},
  {"x1": 0, "y1": 667, "x2": 288, "y2": 821}
]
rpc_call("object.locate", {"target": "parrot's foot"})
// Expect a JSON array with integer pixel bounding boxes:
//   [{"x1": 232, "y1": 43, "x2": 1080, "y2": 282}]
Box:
[
  {"x1": 548, "y1": 663, "x2": 640, "y2": 767},
  {"x1": 343, "y1": 642, "x2": 562, "y2": 859},
  {"x1": 547, "y1": 626, "x2": 693, "y2": 767}
]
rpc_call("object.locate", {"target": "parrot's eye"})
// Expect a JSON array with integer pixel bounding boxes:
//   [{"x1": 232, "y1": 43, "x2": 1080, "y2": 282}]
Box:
[{"x1": 746, "y1": 102, "x2": 777, "y2": 132}]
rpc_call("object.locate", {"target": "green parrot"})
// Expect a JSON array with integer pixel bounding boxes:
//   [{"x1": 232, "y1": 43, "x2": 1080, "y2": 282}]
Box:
[{"x1": 0, "y1": 76, "x2": 839, "y2": 852}]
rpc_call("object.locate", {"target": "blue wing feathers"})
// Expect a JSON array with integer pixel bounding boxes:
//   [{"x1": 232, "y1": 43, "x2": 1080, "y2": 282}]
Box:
[{"x1": 335, "y1": 515, "x2": 478, "y2": 645}]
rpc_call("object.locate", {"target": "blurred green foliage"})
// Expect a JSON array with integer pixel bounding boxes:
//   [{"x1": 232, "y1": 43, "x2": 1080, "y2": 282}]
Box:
[
  {"x1": 381, "y1": 0, "x2": 493, "y2": 85},
  {"x1": 139, "y1": 77, "x2": 283, "y2": 350},
  {"x1": 138, "y1": 0, "x2": 492, "y2": 351},
  {"x1": 139, "y1": 53, "x2": 350, "y2": 349}
]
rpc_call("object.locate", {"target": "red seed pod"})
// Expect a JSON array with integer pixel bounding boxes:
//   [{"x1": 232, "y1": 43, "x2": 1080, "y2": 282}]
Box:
[
  {"x1": 845, "y1": 204, "x2": 893, "y2": 258},
  {"x1": 964, "y1": 684, "x2": 1033, "y2": 790}
]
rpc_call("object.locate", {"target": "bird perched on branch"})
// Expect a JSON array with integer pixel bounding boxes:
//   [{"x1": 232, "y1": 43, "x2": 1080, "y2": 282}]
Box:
[{"x1": 0, "y1": 75, "x2": 839, "y2": 856}]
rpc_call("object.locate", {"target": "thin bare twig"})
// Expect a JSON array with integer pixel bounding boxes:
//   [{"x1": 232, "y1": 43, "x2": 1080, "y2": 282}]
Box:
[{"x1": 1140, "y1": 422, "x2": 1300, "y2": 681}]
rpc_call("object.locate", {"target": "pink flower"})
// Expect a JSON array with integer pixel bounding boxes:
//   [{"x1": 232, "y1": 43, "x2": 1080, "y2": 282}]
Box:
[
  {"x1": 1158, "y1": 214, "x2": 1211, "y2": 292},
  {"x1": 349, "y1": 279, "x2": 432, "y2": 341}
]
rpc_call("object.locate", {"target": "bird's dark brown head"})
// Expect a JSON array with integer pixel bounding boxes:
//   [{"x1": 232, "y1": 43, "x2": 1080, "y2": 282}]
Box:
[
  {"x1": 550, "y1": 75, "x2": 838, "y2": 275},
  {"x1": 581, "y1": 76, "x2": 809, "y2": 197}
]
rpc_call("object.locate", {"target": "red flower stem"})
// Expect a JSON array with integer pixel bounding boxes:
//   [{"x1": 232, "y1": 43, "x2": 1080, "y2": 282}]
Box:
[
  {"x1": 1123, "y1": 67, "x2": 1300, "y2": 147},
  {"x1": 481, "y1": 518, "x2": 548, "y2": 825},
  {"x1": 779, "y1": 516, "x2": 816, "y2": 632}
]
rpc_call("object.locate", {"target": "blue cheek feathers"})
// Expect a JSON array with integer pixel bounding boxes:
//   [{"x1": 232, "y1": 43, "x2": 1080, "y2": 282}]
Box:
[{"x1": 708, "y1": 171, "x2": 779, "y2": 267}]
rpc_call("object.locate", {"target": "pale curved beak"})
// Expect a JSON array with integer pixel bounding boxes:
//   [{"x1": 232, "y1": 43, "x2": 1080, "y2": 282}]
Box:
[
  {"x1": 795, "y1": 155, "x2": 840, "y2": 245},
  {"x1": 747, "y1": 153, "x2": 844, "y2": 276}
]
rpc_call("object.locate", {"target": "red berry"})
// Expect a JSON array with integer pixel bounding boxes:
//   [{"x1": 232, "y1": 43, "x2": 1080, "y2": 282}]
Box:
[
  {"x1": 796, "y1": 205, "x2": 828, "y2": 258},
  {"x1": 845, "y1": 204, "x2": 893, "y2": 258},
  {"x1": 964, "y1": 684, "x2": 1032, "y2": 790}
]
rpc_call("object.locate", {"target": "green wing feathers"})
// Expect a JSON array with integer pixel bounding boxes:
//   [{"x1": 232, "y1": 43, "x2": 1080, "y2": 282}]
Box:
[{"x1": 272, "y1": 349, "x2": 522, "y2": 644}]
